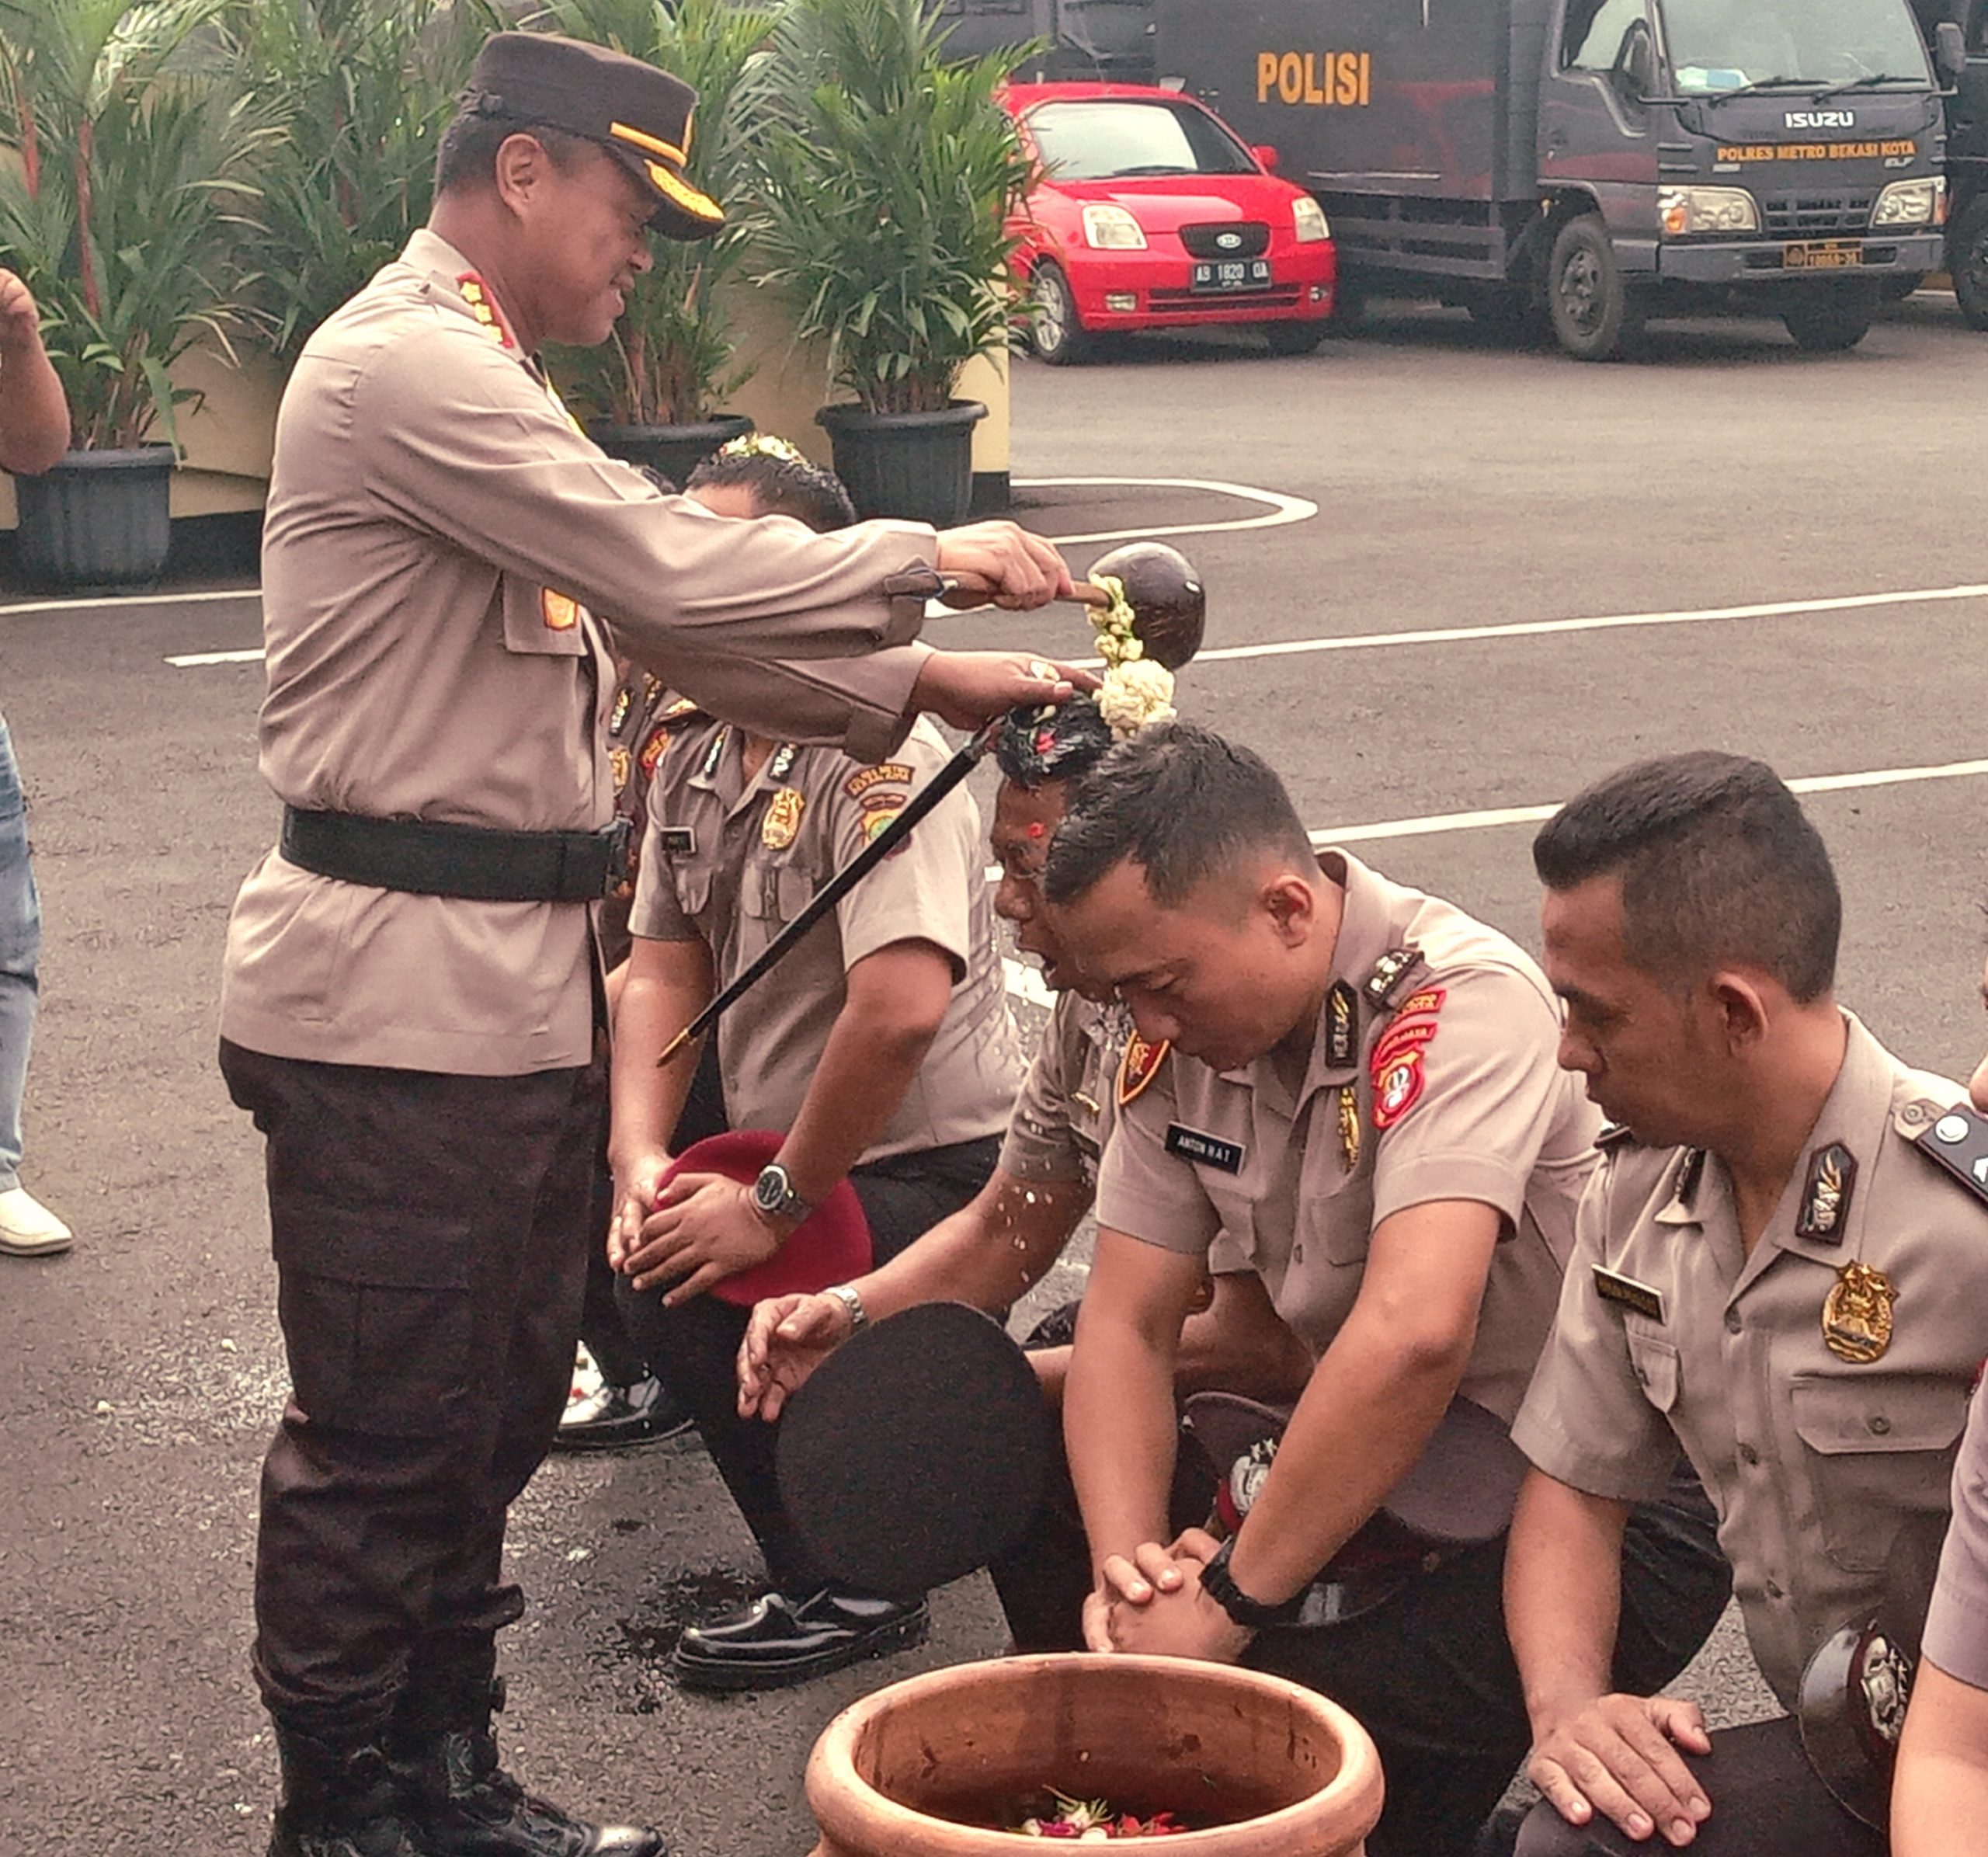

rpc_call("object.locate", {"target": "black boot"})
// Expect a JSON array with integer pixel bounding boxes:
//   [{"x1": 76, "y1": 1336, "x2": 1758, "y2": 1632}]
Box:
[
  {"x1": 269, "y1": 1724, "x2": 428, "y2": 1857},
  {"x1": 392, "y1": 1677, "x2": 665, "y2": 1857}
]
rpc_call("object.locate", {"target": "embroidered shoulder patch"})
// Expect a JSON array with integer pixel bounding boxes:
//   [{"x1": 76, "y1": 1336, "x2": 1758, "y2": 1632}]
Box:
[
  {"x1": 845, "y1": 763, "x2": 914, "y2": 801},
  {"x1": 1117, "y1": 1032, "x2": 1170, "y2": 1107},
  {"x1": 1371, "y1": 984, "x2": 1445, "y2": 1131}
]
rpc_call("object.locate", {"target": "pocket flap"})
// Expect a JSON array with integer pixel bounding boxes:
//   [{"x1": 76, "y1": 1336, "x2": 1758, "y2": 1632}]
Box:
[
  {"x1": 1792, "y1": 1373, "x2": 1968, "y2": 1455},
  {"x1": 1626, "y1": 1330, "x2": 1680, "y2": 1413}
]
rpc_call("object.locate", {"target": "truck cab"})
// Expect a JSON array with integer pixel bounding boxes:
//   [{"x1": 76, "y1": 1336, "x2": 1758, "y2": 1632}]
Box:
[
  {"x1": 1153, "y1": 0, "x2": 1951, "y2": 357},
  {"x1": 1912, "y1": 0, "x2": 1988, "y2": 325}
]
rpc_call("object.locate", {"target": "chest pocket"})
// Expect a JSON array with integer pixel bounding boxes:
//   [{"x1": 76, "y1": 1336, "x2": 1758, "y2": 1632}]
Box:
[
  {"x1": 501, "y1": 578, "x2": 589, "y2": 657},
  {"x1": 1625, "y1": 1327, "x2": 1680, "y2": 1414},
  {"x1": 1197, "y1": 1180, "x2": 1264, "y2": 1278},
  {"x1": 1791, "y1": 1373, "x2": 1967, "y2": 1573},
  {"x1": 739, "y1": 852, "x2": 821, "y2": 931}
]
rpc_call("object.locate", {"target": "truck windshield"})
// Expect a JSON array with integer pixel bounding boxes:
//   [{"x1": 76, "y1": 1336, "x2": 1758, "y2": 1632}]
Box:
[
  {"x1": 1657, "y1": 0, "x2": 1929, "y2": 92},
  {"x1": 1024, "y1": 100, "x2": 1258, "y2": 180}
]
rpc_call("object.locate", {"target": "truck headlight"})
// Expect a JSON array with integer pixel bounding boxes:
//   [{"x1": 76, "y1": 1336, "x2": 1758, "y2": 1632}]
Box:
[
  {"x1": 1081, "y1": 203, "x2": 1148, "y2": 250},
  {"x1": 1658, "y1": 186, "x2": 1760, "y2": 236},
  {"x1": 1293, "y1": 196, "x2": 1331, "y2": 243},
  {"x1": 1872, "y1": 177, "x2": 1944, "y2": 228}
]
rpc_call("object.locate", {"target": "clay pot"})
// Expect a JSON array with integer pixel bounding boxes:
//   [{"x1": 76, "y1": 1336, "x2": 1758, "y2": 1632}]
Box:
[{"x1": 805, "y1": 1653, "x2": 1382, "y2": 1856}]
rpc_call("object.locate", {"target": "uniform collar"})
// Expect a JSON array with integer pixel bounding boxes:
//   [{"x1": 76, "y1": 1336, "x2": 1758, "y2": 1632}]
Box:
[{"x1": 402, "y1": 229, "x2": 519, "y2": 342}]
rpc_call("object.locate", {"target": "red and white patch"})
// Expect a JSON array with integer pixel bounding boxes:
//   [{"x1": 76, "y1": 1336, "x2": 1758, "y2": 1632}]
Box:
[
  {"x1": 1117, "y1": 1032, "x2": 1171, "y2": 1107},
  {"x1": 1370, "y1": 989, "x2": 1444, "y2": 1130},
  {"x1": 1372, "y1": 1053, "x2": 1426, "y2": 1128}
]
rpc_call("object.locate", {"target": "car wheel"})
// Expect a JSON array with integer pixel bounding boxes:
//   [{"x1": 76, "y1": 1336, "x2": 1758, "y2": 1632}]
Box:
[
  {"x1": 1547, "y1": 214, "x2": 1644, "y2": 361},
  {"x1": 1263, "y1": 322, "x2": 1326, "y2": 356},
  {"x1": 1782, "y1": 284, "x2": 1876, "y2": 353},
  {"x1": 1951, "y1": 196, "x2": 1988, "y2": 333},
  {"x1": 1029, "y1": 263, "x2": 1093, "y2": 365}
]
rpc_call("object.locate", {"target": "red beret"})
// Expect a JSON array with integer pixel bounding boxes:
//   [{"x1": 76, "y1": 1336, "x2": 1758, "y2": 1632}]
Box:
[{"x1": 657, "y1": 1129, "x2": 873, "y2": 1306}]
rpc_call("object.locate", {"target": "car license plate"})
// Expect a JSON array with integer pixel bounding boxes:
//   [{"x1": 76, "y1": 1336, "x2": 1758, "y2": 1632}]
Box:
[
  {"x1": 1783, "y1": 241, "x2": 1864, "y2": 270},
  {"x1": 1192, "y1": 259, "x2": 1272, "y2": 292}
]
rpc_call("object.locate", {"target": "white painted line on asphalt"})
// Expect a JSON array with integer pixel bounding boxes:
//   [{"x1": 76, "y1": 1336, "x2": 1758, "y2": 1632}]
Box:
[
  {"x1": 1010, "y1": 475, "x2": 1319, "y2": 545},
  {"x1": 2, "y1": 586, "x2": 258, "y2": 622},
  {"x1": 167, "y1": 646, "x2": 265, "y2": 666}
]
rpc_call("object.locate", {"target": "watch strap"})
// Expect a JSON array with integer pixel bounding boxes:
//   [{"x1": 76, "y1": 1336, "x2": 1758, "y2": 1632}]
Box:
[
  {"x1": 1200, "y1": 1535, "x2": 1304, "y2": 1629},
  {"x1": 825, "y1": 1281, "x2": 869, "y2": 1332}
]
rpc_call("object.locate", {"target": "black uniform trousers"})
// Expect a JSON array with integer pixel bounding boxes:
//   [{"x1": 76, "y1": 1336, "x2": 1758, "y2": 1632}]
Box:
[
  {"x1": 1510, "y1": 1714, "x2": 1883, "y2": 1857},
  {"x1": 221, "y1": 1038, "x2": 605, "y2": 1739},
  {"x1": 616, "y1": 1134, "x2": 1001, "y2": 1594},
  {"x1": 991, "y1": 1450, "x2": 1733, "y2": 1857}
]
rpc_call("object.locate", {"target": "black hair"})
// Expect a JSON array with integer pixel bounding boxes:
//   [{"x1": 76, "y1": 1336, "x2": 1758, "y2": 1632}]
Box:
[
  {"x1": 434, "y1": 104, "x2": 598, "y2": 194},
  {"x1": 1043, "y1": 722, "x2": 1315, "y2": 909},
  {"x1": 993, "y1": 696, "x2": 1116, "y2": 790},
  {"x1": 686, "y1": 446, "x2": 857, "y2": 534},
  {"x1": 1532, "y1": 751, "x2": 1840, "y2": 1001}
]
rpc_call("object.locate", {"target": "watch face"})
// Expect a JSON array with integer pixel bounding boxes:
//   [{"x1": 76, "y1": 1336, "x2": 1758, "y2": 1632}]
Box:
[{"x1": 753, "y1": 1165, "x2": 788, "y2": 1214}]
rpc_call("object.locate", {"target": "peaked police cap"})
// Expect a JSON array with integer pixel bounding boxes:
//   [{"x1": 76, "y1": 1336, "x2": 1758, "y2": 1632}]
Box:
[{"x1": 462, "y1": 32, "x2": 725, "y2": 242}]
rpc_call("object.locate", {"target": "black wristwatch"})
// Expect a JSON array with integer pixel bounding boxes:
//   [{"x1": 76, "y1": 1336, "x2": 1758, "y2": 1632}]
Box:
[
  {"x1": 751, "y1": 1161, "x2": 812, "y2": 1227},
  {"x1": 1199, "y1": 1535, "x2": 1303, "y2": 1630}
]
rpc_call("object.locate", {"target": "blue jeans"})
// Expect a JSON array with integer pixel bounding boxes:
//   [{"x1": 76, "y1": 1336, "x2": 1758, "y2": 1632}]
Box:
[{"x1": 0, "y1": 711, "x2": 42, "y2": 1191}]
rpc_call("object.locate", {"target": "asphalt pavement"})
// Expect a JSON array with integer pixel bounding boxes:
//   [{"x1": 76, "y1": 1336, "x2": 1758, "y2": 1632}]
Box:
[{"x1": 3, "y1": 291, "x2": 1985, "y2": 1854}]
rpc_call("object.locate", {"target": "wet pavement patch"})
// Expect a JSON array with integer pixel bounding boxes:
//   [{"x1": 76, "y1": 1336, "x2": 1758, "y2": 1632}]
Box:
[{"x1": 608, "y1": 1565, "x2": 764, "y2": 1712}]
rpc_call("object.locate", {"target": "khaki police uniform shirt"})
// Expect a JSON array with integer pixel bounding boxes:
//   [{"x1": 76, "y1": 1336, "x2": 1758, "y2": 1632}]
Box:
[
  {"x1": 1001, "y1": 992, "x2": 1131, "y2": 1191},
  {"x1": 221, "y1": 228, "x2": 940, "y2": 1077},
  {"x1": 1095, "y1": 850, "x2": 1600, "y2": 1441},
  {"x1": 1513, "y1": 1015, "x2": 1988, "y2": 1711},
  {"x1": 1924, "y1": 1379, "x2": 1988, "y2": 1691},
  {"x1": 628, "y1": 715, "x2": 1024, "y2": 1161}
]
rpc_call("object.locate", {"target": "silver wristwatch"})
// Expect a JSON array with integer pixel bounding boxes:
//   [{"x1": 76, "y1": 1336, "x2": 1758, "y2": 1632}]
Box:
[
  {"x1": 751, "y1": 1161, "x2": 812, "y2": 1226},
  {"x1": 825, "y1": 1281, "x2": 868, "y2": 1333}
]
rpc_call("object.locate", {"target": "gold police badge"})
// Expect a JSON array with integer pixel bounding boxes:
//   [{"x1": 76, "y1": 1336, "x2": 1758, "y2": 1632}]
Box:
[
  {"x1": 762, "y1": 787, "x2": 805, "y2": 850},
  {"x1": 1822, "y1": 1260, "x2": 1896, "y2": 1365}
]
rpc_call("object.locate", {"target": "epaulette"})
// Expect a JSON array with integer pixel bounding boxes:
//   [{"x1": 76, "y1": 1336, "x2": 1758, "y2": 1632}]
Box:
[
  {"x1": 1363, "y1": 945, "x2": 1427, "y2": 1008},
  {"x1": 1900, "y1": 1098, "x2": 1988, "y2": 1208}
]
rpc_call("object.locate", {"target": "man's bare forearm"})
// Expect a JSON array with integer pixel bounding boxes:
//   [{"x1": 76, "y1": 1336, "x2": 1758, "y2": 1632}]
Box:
[
  {"x1": 1506, "y1": 1470, "x2": 1632, "y2": 1732},
  {"x1": 609, "y1": 949, "x2": 711, "y2": 1172},
  {"x1": 0, "y1": 326, "x2": 70, "y2": 476}
]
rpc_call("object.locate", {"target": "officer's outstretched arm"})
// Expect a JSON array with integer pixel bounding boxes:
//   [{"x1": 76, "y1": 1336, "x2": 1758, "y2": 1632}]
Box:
[
  {"x1": 1894, "y1": 1661, "x2": 1988, "y2": 1855},
  {"x1": 1065, "y1": 1227, "x2": 1207, "y2": 1647},
  {"x1": 1508, "y1": 1468, "x2": 1713, "y2": 1848}
]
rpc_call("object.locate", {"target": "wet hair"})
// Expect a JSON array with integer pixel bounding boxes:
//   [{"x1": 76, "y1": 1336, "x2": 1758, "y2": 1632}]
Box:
[
  {"x1": 686, "y1": 447, "x2": 857, "y2": 533},
  {"x1": 1044, "y1": 722, "x2": 1315, "y2": 909},
  {"x1": 1532, "y1": 751, "x2": 1840, "y2": 1001},
  {"x1": 434, "y1": 106, "x2": 599, "y2": 194},
  {"x1": 993, "y1": 696, "x2": 1116, "y2": 790}
]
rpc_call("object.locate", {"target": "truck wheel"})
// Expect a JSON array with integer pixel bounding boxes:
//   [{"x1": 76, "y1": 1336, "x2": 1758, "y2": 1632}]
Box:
[
  {"x1": 1782, "y1": 287, "x2": 1876, "y2": 353},
  {"x1": 1028, "y1": 262, "x2": 1093, "y2": 365},
  {"x1": 1263, "y1": 322, "x2": 1326, "y2": 356},
  {"x1": 1547, "y1": 214, "x2": 1644, "y2": 361},
  {"x1": 1952, "y1": 198, "x2": 1988, "y2": 332}
]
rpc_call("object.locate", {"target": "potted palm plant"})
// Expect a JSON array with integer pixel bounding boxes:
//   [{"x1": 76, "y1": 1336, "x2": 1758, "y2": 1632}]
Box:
[
  {"x1": 0, "y1": 0, "x2": 276, "y2": 592},
  {"x1": 535, "y1": 0, "x2": 781, "y2": 485},
  {"x1": 231, "y1": 0, "x2": 497, "y2": 371},
  {"x1": 752, "y1": 0, "x2": 1033, "y2": 526}
]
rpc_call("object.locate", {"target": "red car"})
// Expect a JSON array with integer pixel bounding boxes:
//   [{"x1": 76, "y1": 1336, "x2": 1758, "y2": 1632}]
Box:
[{"x1": 1001, "y1": 82, "x2": 1337, "y2": 363}]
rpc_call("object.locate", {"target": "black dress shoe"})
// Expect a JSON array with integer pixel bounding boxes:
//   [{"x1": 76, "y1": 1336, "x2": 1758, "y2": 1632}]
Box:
[
  {"x1": 551, "y1": 1376, "x2": 693, "y2": 1453},
  {"x1": 671, "y1": 1586, "x2": 930, "y2": 1692}
]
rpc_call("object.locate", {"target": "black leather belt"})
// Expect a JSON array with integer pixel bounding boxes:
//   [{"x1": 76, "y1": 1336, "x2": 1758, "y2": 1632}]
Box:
[{"x1": 280, "y1": 807, "x2": 631, "y2": 903}]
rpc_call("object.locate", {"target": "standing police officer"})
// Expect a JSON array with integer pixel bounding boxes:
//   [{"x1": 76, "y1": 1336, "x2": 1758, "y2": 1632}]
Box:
[{"x1": 217, "y1": 33, "x2": 1077, "y2": 1857}]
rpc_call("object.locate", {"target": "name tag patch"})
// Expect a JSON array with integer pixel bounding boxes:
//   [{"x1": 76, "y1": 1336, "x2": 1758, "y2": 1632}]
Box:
[
  {"x1": 1166, "y1": 1124, "x2": 1245, "y2": 1174},
  {"x1": 659, "y1": 826, "x2": 697, "y2": 856},
  {"x1": 1593, "y1": 1266, "x2": 1665, "y2": 1323}
]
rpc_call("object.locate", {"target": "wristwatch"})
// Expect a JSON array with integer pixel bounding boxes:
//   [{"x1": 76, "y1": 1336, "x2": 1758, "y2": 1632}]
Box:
[
  {"x1": 751, "y1": 1161, "x2": 813, "y2": 1228},
  {"x1": 825, "y1": 1282, "x2": 868, "y2": 1333},
  {"x1": 1198, "y1": 1535, "x2": 1304, "y2": 1630}
]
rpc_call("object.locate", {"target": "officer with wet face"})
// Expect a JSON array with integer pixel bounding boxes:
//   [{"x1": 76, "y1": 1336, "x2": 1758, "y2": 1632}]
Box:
[
  {"x1": 216, "y1": 31, "x2": 1081, "y2": 1857},
  {"x1": 1505, "y1": 753, "x2": 1988, "y2": 1857},
  {"x1": 1029, "y1": 724, "x2": 1731, "y2": 1857}
]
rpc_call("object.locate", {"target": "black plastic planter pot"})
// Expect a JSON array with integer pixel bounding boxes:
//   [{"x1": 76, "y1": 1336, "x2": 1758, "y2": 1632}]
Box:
[
  {"x1": 12, "y1": 445, "x2": 175, "y2": 593},
  {"x1": 816, "y1": 400, "x2": 986, "y2": 527},
  {"x1": 589, "y1": 415, "x2": 754, "y2": 489}
]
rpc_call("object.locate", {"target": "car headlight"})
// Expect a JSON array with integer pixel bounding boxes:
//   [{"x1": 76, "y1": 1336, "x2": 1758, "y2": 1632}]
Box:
[
  {"x1": 1292, "y1": 196, "x2": 1331, "y2": 243},
  {"x1": 1081, "y1": 203, "x2": 1148, "y2": 250},
  {"x1": 1658, "y1": 186, "x2": 1760, "y2": 236},
  {"x1": 1872, "y1": 177, "x2": 1944, "y2": 228}
]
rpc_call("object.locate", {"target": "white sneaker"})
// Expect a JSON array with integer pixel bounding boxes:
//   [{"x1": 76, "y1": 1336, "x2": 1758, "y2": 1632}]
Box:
[{"x1": 0, "y1": 1187, "x2": 74, "y2": 1257}]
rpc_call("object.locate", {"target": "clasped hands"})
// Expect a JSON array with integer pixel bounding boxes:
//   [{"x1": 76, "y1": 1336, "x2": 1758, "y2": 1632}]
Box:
[
  {"x1": 1082, "y1": 1527, "x2": 1255, "y2": 1665},
  {"x1": 609, "y1": 1152, "x2": 786, "y2": 1306}
]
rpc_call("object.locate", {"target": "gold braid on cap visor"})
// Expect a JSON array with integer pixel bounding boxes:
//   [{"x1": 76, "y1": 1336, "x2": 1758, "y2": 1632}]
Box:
[{"x1": 609, "y1": 119, "x2": 724, "y2": 226}]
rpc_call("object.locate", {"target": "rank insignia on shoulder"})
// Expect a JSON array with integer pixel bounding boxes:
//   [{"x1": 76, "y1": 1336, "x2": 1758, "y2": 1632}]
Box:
[
  {"x1": 845, "y1": 763, "x2": 913, "y2": 802},
  {"x1": 1906, "y1": 1101, "x2": 1988, "y2": 1205},
  {"x1": 456, "y1": 271, "x2": 514, "y2": 347},
  {"x1": 608, "y1": 686, "x2": 634, "y2": 735},
  {"x1": 1166, "y1": 1124, "x2": 1245, "y2": 1174},
  {"x1": 1796, "y1": 1142, "x2": 1858, "y2": 1244},
  {"x1": 661, "y1": 694, "x2": 697, "y2": 721},
  {"x1": 610, "y1": 746, "x2": 632, "y2": 792},
  {"x1": 1364, "y1": 946, "x2": 1424, "y2": 1007},
  {"x1": 767, "y1": 742, "x2": 800, "y2": 783},
  {"x1": 762, "y1": 787, "x2": 805, "y2": 850},
  {"x1": 1823, "y1": 1259, "x2": 1896, "y2": 1365},
  {"x1": 1117, "y1": 1032, "x2": 1170, "y2": 1108},
  {"x1": 700, "y1": 728, "x2": 729, "y2": 781},
  {"x1": 541, "y1": 589, "x2": 579, "y2": 631},
  {"x1": 1593, "y1": 1266, "x2": 1665, "y2": 1323},
  {"x1": 659, "y1": 826, "x2": 696, "y2": 857},
  {"x1": 1324, "y1": 981, "x2": 1358, "y2": 1068},
  {"x1": 638, "y1": 726, "x2": 674, "y2": 779}
]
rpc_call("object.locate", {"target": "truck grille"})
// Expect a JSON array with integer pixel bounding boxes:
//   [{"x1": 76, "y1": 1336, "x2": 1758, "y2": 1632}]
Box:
[
  {"x1": 1178, "y1": 221, "x2": 1270, "y2": 259},
  {"x1": 1764, "y1": 193, "x2": 1877, "y2": 238}
]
